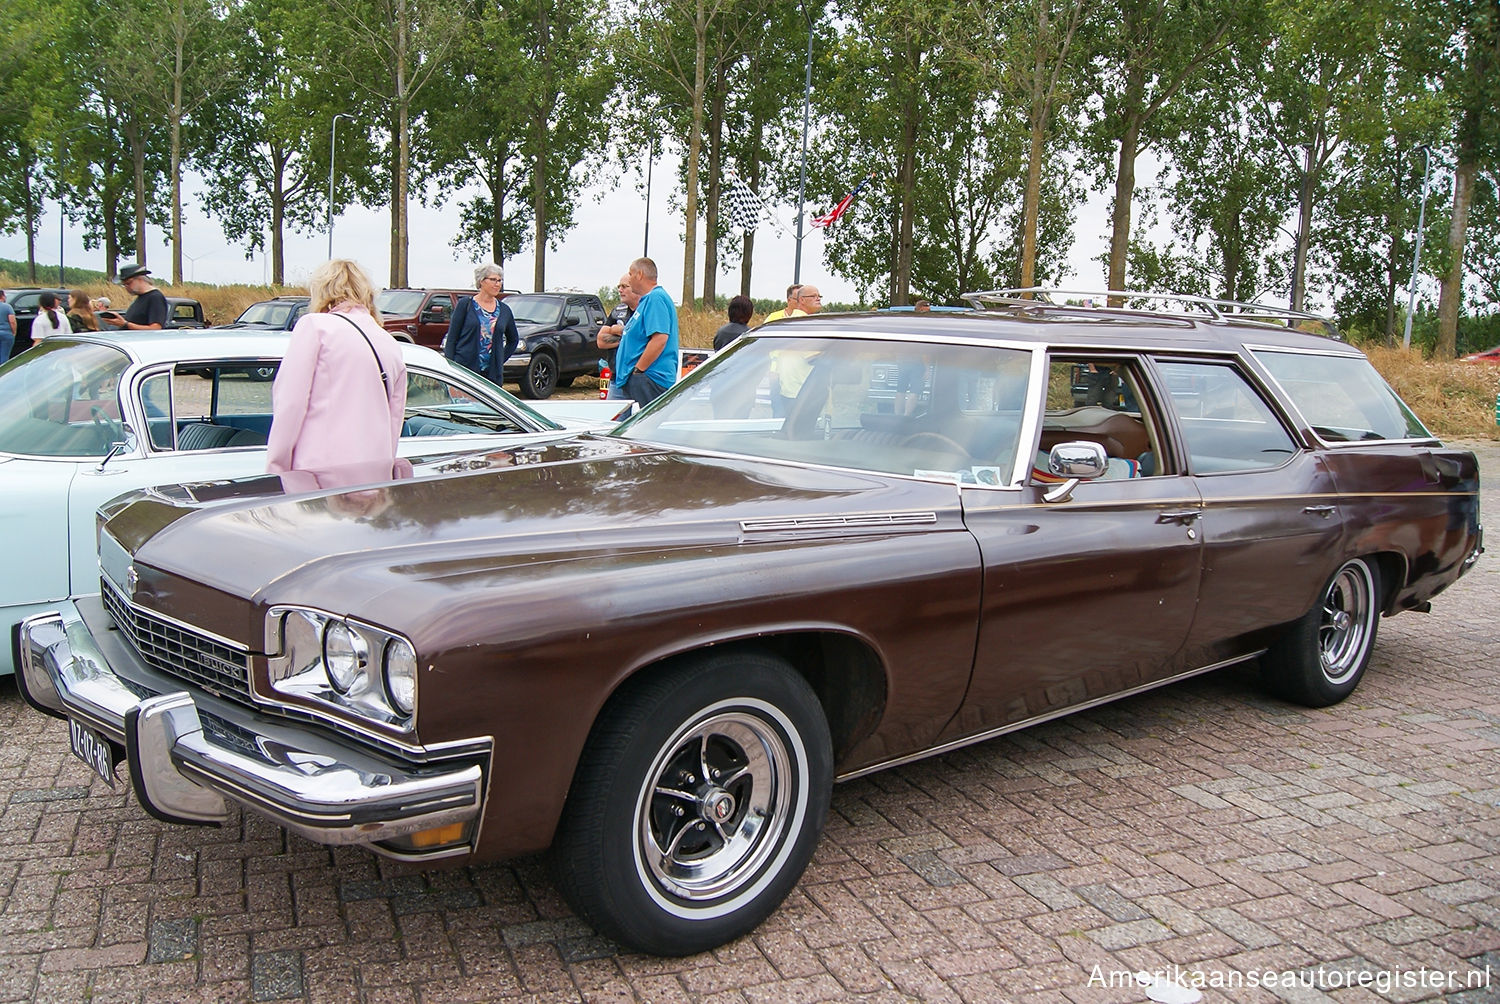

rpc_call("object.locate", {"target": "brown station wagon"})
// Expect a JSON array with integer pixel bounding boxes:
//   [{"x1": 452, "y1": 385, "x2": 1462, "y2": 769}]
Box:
[{"x1": 14, "y1": 291, "x2": 1484, "y2": 955}]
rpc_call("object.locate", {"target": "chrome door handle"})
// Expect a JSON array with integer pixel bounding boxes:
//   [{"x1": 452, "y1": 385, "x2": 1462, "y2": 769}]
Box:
[
  {"x1": 1156, "y1": 509, "x2": 1203, "y2": 525},
  {"x1": 1303, "y1": 504, "x2": 1337, "y2": 517}
]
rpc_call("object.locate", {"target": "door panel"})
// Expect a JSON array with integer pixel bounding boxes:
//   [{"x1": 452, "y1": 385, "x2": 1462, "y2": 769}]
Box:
[
  {"x1": 945, "y1": 354, "x2": 1203, "y2": 743},
  {"x1": 1153, "y1": 359, "x2": 1346, "y2": 667},
  {"x1": 950, "y1": 478, "x2": 1203, "y2": 741}
]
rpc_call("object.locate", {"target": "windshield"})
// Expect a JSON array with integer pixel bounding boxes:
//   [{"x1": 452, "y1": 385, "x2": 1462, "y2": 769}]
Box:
[
  {"x1": 503, "y1": 294, "x2": 563, "y2": 326},
  {"x1": 1253, "y1": 349, "x2": 1433, "y2": 442},
  {"x1": 0, "y1": 339, "x2": 132, "y2": 457},
  {"x1": 235, "y1": 300, "x2": 301, "y2": 327},
  {"x1": 376, "y1": 290, "x2": 427, "y2": 316},
  {"x1": 616, "y1": 335, "x2": 1033, "y2": 484}
]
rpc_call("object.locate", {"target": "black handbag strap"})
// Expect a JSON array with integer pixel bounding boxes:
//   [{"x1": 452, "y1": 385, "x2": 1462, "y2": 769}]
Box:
[{"x1": 331, "y1": 312, "x2": 390, "y2": 391}]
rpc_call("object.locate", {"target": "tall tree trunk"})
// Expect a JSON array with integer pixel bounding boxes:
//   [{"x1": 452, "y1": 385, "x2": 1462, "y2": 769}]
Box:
[
  {"x1": 491, "y1": 153, "x2": 505, "y2": 267},
  {"x1": 127, "y1": 119, "x2": 148, "y2": 269},
  {"x1": 1437, "y1": 157, "x2": 1475, "y2": 360},
  {"x1": 1020, "y1": 3, "x2": 1049, "y2": 290},
  {"x1": 1106, "y1": 124, "x2": 1140, "y2": 295},
  {"x1": 1107, "y1": 73, "x2": 1145, "y2": 296},
  {"x1": 388, "y1": 125, "x2": 402, "y2": 284},
  {"x1": 682, "y1": 5, "x2": 708, "y2": 308},
  {"x1": 533, "y1": 0, "x2": 552, "y2": 291},
  {"x1": 390, "y1": 0, "x2": 411, "y2": 287},
  {"x1": 270, "y1": 149, "x2": 287, "y2": 286},
  {"x1": 703, "y1": 72, "x2": 724, "y2": 307},
  {"x1": 103, "y1": 198, "x2": 119, "y2": 278},
  {"x1": 533, "y1": 139, "x2": 548, "y2": 290},
  {"x1": 1290, "y1": 143, "x2": 1317, "y2": 312},
  {"x1": 270, "y1": 179, "x2": 286, "y2": 287},
  {"x1": 892, "y1": 36, "x2": 920, "y2": 304},
  {"x1": 740, "y1": 133, "x2": 761, "y2": 297},
  {"x1": 170, "y1": 27, "x2": 185, "y2": 285},
  {"x1": 20, "y1": 160, "x2": 38, "y2": 281},
  {"x1": 1222, "y1": 216, "x2": 1241, "y2": 303}
]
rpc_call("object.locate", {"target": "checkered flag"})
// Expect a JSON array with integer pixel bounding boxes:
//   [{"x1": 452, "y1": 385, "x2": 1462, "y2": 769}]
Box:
[{"x1": 722, "y1": 175, "x2": 766, "y2": 232}]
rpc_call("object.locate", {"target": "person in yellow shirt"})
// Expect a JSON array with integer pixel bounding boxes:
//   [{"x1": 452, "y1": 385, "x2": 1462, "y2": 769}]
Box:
[
  {"x1": 769, "y1": 285, "x2": 823, "y2": 415},
  {"x1": 763, "y1": 284, "x2": 801, "y2": 323}
]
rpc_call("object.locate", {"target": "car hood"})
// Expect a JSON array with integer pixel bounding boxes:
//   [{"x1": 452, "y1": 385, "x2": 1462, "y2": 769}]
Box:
[
  {"x1": 514, "y1": 321, "x2": 557, "y2": 337},
  {"x1": 105, "y1": 436, "x2": 957, "y2": 642}
]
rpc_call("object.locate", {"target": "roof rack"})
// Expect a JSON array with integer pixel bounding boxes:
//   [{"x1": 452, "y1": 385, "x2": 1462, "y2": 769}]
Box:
[{"x1": 961, "y1": 287, "x2": 1342, "y2": 338}]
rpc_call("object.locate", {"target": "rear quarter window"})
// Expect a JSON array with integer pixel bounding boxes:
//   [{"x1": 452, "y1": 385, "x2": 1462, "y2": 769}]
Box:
[{"x1": 1252, "y1": 349, "x2": 1432, "y2": 443}]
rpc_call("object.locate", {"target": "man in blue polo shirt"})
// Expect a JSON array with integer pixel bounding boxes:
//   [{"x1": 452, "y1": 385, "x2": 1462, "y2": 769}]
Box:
[{"x1": 616, "y1": 256, "x2": 678, "y2": 406}]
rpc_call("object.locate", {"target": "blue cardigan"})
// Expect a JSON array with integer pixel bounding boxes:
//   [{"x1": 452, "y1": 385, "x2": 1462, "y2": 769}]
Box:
[{"x1": 443, "y1": 296, "x2": 519, "y2": 383}]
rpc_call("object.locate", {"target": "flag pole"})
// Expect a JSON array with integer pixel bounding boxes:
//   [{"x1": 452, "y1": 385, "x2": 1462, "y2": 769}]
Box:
[{"x1": 793, "y1": 4, "x2": 813, "y2": 284}]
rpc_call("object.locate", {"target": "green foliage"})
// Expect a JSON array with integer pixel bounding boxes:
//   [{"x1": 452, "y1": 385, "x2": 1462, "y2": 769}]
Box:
[{"x1": 190, "y1": 0, "x2": 378, "y2": 282}]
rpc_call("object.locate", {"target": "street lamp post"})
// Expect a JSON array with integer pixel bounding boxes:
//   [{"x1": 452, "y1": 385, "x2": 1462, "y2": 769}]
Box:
[
  {"x1": 792, "y1": 6, "x2": 814, "y2": 284},
  {"x1": 327, "y1": 113, "x2": 352, "y2": 259},
  {"x1": 644, "y1": 134, "x2": 654, "y2": 257},
  {"x1": 1402, "y1": 147, "x2": 1433, "y2": 351}
]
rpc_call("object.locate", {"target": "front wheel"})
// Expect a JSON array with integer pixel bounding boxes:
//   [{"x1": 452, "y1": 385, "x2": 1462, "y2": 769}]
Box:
[
  {"x1": 552, "y1": 653, "x2": 832, "y2": 956},
  {"x1": 519, "y1": 352, "x2": 558, "y2": 399},
  {"x1": 1262, "y1": 556, "x2": 1380, "y2": 707}
]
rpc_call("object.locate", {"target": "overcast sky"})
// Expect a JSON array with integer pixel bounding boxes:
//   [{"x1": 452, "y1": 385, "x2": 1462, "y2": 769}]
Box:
[{"x1": 3, "y1": 150, "x2": 1132, "y2": 306}]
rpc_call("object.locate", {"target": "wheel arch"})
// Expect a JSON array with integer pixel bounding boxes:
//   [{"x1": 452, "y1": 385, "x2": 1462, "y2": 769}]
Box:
[
  {"x1": 1365, "y1": 550, "x2": 1409, "y2": 614},
  {"x1": 592, "y1": 631, "x2": 887, "y2": 772}
]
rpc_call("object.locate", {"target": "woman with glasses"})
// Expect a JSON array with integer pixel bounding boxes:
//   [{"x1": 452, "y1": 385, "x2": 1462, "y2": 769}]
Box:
[{"x1": 443, "y1": 263, "x2": 519, "y2": 384}]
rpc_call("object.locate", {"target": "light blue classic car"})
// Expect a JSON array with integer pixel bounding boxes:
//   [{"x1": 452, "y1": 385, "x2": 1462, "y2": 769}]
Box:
[{"x1": 0, "y1": 330, "x2": 626, "y2": 675}]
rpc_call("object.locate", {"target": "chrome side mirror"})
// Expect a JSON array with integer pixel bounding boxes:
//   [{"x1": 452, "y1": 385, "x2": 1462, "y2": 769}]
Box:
[
  {"x1": 94, "y1": 424, "x2": 138, "y2": 473},
  {"x1": 1042, "y1": 440, "x2": 1108, "y2": 503},
  {"x1": 1048, "y1": 441, "x2": 1108, "y2": 479}
]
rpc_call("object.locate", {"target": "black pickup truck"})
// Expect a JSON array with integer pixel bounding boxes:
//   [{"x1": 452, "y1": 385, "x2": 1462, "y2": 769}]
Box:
[{"x1": 501, "y1": 292, "x2": 608, "y2": 398}]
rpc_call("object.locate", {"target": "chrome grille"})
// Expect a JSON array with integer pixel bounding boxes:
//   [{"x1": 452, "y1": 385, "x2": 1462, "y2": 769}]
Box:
[{"x1": 101, "y1": 578, "x2": 252, "y2": 702}]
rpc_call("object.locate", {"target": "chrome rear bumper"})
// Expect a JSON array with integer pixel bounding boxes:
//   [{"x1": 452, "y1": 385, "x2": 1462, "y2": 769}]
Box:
[{"x1": 15, "y1": 601, "x2": 488, "y2": 860}]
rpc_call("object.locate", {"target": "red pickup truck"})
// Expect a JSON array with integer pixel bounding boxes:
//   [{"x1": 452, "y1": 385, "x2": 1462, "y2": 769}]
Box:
[{"x1": 375, "y1": 288, "x2": 477, "y2": 349}]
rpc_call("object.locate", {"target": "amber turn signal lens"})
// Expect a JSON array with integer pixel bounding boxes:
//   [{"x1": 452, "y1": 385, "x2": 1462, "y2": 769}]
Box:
[{"x1": 406, "y1": 822, "x2": 467, "y2": 849}]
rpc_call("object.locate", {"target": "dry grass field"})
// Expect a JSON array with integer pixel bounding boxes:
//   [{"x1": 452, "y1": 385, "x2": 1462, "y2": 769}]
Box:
[{"x1": 10, "y1": 273, "x2": 1496, "y2": 440}]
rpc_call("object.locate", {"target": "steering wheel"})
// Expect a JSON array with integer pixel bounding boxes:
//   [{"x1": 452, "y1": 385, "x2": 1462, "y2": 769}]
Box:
[
  {"x1": 901, "y1": 431, "x2": 969, "y2": 459},
  {"x1": 91, "y1": 405, "x2": 125, "y2": 448}
]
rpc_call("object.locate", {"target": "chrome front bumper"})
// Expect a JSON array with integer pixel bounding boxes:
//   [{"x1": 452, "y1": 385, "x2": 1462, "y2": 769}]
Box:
[{"x1": 15, "y1": 599, "x2": 489, "y2": 860}]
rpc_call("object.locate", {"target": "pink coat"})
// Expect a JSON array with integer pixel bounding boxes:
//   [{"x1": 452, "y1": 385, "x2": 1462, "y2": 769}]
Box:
[{"x1": 266, "y1": 306, "x2": 408, "y2": 474}]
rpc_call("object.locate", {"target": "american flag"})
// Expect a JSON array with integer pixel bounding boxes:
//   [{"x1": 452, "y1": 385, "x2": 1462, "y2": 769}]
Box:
[{"x1": 813, "y1": 171, "x2": 876, "y2": 228}]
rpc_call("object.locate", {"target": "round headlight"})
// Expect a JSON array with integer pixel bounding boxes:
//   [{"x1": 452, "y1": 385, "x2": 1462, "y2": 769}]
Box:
[
  {"x1": 383, "y1": 639, "x2": 417, "y2": 715},
  {"x1": 323, "y1": 621, "x2": 366, "y2": 694}
]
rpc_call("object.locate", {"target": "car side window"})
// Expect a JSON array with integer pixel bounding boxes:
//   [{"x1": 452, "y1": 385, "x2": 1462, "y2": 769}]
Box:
[
  {"x1": 403, "y1": 370, "x2": 525, "y2": 435},
  {"x1": 140, "y1": 372, "x2": 175, "y2": 449},
  {"x1": 1154, "y1": 360, "x2": 1296, "y2": 473},
  {"x1": 1040, "y1": 357, "x2": 1166, "y2": 478}
]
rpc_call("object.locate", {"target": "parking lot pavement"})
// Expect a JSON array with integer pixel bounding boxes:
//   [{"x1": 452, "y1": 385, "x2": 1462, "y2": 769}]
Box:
[{"x1": 1, "y1": 444, "x2": 1496, "y2": 1004}]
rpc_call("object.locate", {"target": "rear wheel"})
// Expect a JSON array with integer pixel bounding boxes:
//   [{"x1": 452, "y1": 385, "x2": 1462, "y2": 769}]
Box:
[
  {"x1": 1262, "y1": 557, "x2": 1380, "y2": 707},
  {"x1": 552, "y1": 653, "x2": 832, "y2": 956},
  {"x1": 519, "y1": 352, "x2": 558, "y2": 399}
]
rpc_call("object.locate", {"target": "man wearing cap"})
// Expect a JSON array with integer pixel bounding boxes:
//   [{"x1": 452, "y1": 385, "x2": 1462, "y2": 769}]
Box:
[{"x1": 101, "y1": 263, "x2": 168, "y2": 330}]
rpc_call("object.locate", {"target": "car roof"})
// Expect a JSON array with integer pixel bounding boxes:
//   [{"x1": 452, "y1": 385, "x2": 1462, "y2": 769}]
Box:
[
  {"x1": 754, "y1": 307, "x2": 1361, "y2": 356},
  {"x1": 52, "y1": 329, "x2": 449, "y2": 367}
]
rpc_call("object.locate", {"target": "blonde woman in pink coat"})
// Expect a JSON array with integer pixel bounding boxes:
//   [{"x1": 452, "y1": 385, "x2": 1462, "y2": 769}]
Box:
[{"x1": 266, "y1": 259, "x2": 407, "y2": 475}]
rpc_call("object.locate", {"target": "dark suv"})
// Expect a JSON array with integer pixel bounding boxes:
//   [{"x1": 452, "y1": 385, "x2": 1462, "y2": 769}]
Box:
[
  {"x1": 502, "y1": 292, "x2": 608, "y2": 398},
  {"x1": 213, "y1": 296, "x2": 309, "y2": 332}
]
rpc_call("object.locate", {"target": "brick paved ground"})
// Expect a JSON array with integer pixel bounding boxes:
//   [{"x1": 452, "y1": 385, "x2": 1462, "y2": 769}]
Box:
[{"x1": 1, "y1": 444, "x2": 1497, "y2": 1004}]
